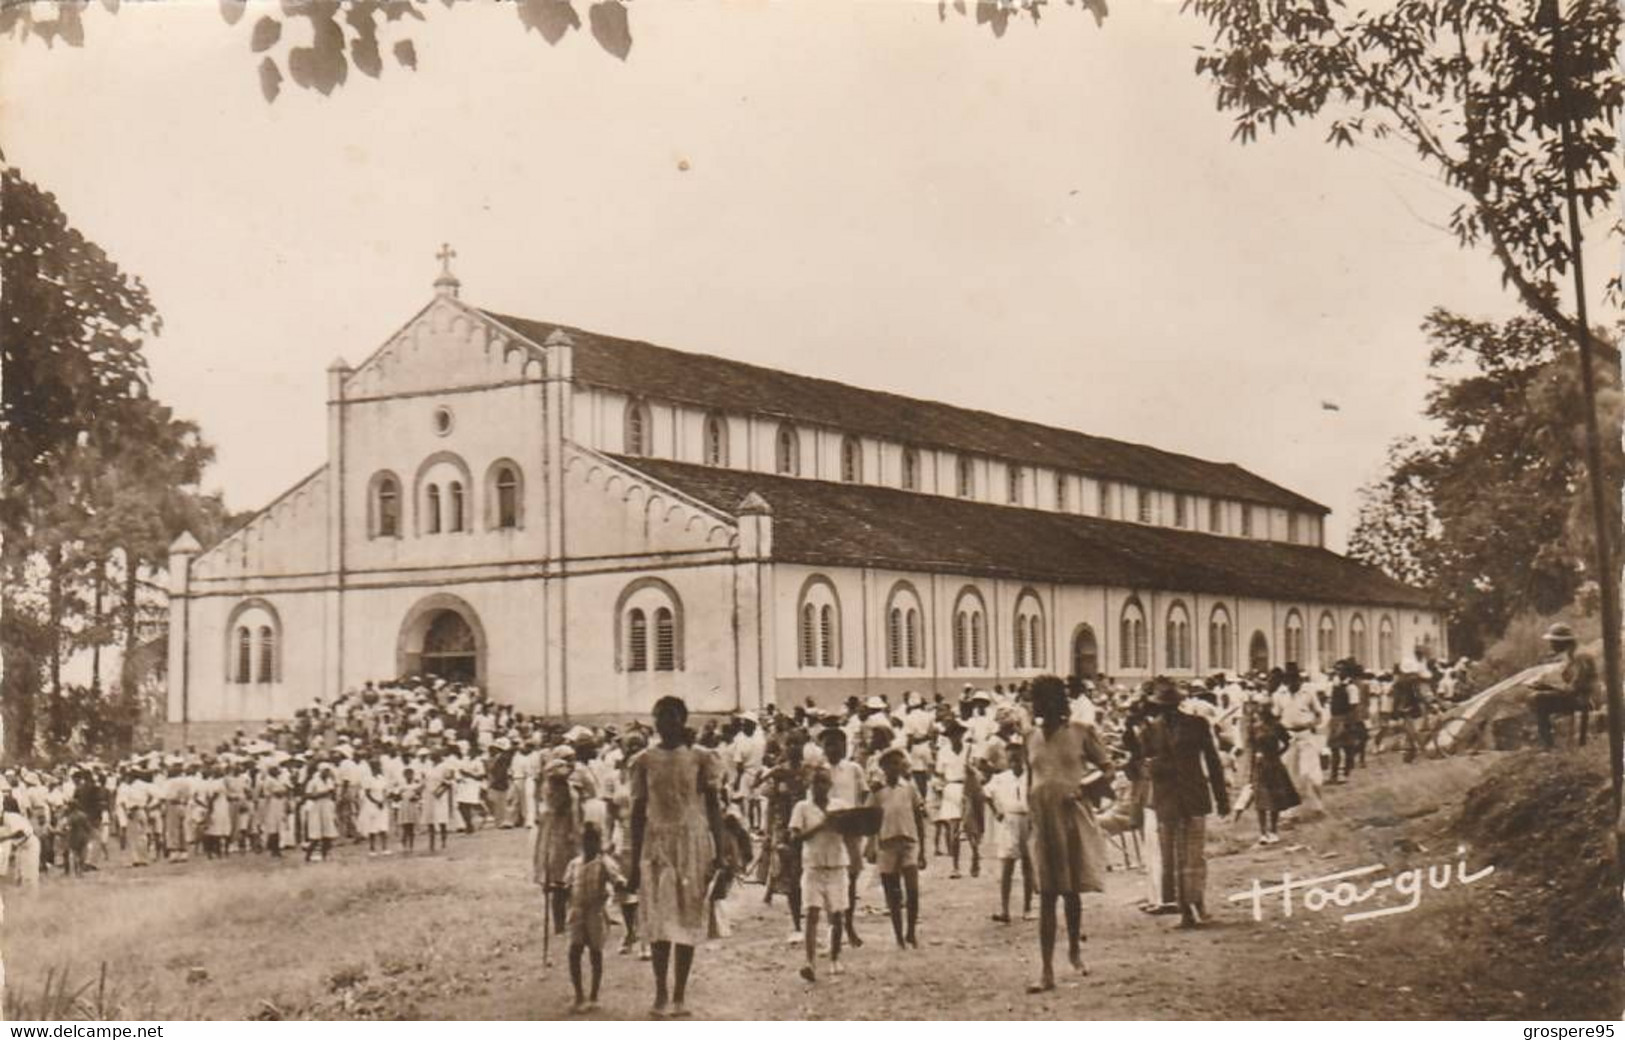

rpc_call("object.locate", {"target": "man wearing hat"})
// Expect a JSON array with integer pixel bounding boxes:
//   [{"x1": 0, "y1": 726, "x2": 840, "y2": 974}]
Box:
[
  {"x1": 1140, "y1": 679, "x2": 1229, "y2": 928},
  {"x1": 1529, "y1": 622, "x2": 1598, "y2": 749}
]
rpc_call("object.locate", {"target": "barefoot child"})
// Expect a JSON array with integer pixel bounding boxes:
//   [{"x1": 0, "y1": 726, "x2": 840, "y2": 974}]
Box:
[
  {"x1": 874, "y1": 747, "x2": 925, "y2": 949},
  {"x1": 563, "y1": 822, "x2": 626, "y2": 1013},
  {"x1": 789, "y1": 765, "x2": 849, "y2": 982},
  {"x1": 985, "y1": 737, "x2": 1034, "y2": 923}
]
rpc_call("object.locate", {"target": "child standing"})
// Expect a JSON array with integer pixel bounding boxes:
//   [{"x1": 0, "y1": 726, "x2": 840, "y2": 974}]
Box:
[
  {"x1": 984, "y1": 737, "x2": 1034, "y2": 923},
  {"x1": 397, "y1": 767, "x2": 423, "y2": 853},
  {"x1": 874, "y1": 747, "x2": 925, "y2": 949},
  {"x1": 562, "y1": 822, "x2": 626, "y2": 1014},
  {"x1": 788, "y1": 765, "x2": 849, "y2": 982}
]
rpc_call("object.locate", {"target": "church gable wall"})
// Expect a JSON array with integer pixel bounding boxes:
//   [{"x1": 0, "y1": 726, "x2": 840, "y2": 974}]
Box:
[
  {"x1": 344, "y1": 380, "x2": 547, "y2": 571},
  {"x1": 561, "y1": 450, "x2": 736, "y2": 563},
  {"x1": 191, "y1": 469, "x2": 330, "y2": 582},
  {"x1": 345, "y1": 300, "x2": 545, "y2": 400}
]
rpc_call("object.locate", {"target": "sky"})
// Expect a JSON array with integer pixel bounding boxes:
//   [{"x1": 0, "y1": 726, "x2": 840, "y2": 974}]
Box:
[{"x1": 2, "y1": 0, "x2": 1613, "y2": 550}]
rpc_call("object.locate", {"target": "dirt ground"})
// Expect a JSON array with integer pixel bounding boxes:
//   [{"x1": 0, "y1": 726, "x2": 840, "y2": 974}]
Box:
[{"x1": 5, "y1": 747, "x2": 1614, "y2": 1020}]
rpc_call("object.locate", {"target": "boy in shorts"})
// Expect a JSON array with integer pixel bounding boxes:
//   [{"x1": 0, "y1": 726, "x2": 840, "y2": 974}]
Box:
[
  {"x1": 790, "y1": 765, "x2": 849, "y2": 981},
  {"x1": 874, "y1": 747, "x2": 925, "y2": 949}
]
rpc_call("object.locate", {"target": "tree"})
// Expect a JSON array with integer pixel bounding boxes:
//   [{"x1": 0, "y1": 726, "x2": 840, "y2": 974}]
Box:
[
  {"x1": 1349, "y1": 309, "x2": 1623, "y2": 656},
  {"x1": 1, "y1": 164, "x2": 233, "y2": 760},
  {"x1": 1183, "y1": 0, "x2": 1620, "y2": 352},
  {"x1": 0, "y1": 0, "x2": 1104, "y2": 101}
]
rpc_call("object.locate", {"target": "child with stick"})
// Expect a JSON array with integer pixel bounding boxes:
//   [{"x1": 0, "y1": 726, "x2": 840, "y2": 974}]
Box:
[{"x1": 562, "y1": 822, "x2": 626, "y2": 1014}]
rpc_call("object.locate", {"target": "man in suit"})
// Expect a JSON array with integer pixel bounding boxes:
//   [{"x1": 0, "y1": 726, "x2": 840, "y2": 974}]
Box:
[{"x1": 1142, "y1": 679, "x2": 1230, "y2": 928}]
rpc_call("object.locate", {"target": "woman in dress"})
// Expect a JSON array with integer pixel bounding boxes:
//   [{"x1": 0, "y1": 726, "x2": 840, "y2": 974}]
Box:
[
  {"x1": 534, "y1": 754, "x2": 582, "y2": 938},
  {"x1": 629, "y1": 696, "x2": 732, "y2": 1018},
  {"x1": 259, "y1": 764, "x2": 289, "y2": 858},
  {"x1": 1248, "y1": 701, "x2": 1299, "y2": 845},
  {"x1": 359, "y1": 758, "x2": 391, "y2": 855},
  {"x1": 762, "y1": 730, "x2": 809, "y2": 942},
  {"x1": 1023, "y1": 674, "x2": 1112, "y2": 993},
  {"x1": 302, "y1": 762, "x2": 339, "y2": 862}
]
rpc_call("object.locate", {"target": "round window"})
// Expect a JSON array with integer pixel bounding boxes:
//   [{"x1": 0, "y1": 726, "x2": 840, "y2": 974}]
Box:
[{"x1": 433, "y1": 406, "x2": 454, "y2": 436}]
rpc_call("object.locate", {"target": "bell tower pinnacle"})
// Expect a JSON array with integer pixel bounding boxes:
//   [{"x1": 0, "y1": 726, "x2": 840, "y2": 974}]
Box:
[{"x1": 434, "y1": 242, "x2": 460, "y2": 298}]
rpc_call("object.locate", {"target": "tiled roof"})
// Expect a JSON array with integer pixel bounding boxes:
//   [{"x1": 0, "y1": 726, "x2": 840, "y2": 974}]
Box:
[
  {"x1": 617, "y1": 456, "x2": 1434, "y2": 609},
  {"x1": 483, "y1": 310, "x2": 1327, "y2": 514}
]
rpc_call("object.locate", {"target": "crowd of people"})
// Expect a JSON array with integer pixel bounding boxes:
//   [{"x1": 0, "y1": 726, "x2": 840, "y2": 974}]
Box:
[{"x1": 2, "y1": 626, "x2": 1595, "y2": 1014}]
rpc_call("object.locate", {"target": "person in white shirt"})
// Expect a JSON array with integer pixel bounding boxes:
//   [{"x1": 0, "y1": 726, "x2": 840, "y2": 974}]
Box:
[
  {"x1": 984, "y1": 738, "x2": 1034, "y2": 922},
  {"x1": 1, "y1": 797, "x2": 41, "y2": 889},
  {"x1": 1271, "y1": 671, "x2": 1325, "y2": 815},
  {"x1": 789, "y1": 766, "x2": 850, "y2": 982}
]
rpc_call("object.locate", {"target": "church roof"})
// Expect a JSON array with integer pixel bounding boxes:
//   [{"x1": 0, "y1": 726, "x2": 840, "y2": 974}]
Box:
[
  {"x1": 484, "y1": 310, "x2": 1327, "y2": 514},
  {"x1": 615, "y1": 456, "x2": 1434, "y2": 609}
]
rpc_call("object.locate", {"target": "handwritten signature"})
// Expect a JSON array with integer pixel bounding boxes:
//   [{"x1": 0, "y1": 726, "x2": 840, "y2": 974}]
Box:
[{"x1": 1226, "y1": 845, "x2": 1494, "y2": 923}]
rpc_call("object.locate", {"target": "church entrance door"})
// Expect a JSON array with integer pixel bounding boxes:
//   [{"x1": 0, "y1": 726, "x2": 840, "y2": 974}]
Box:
[
  {"x1": 397, "y1": 594, "x2": 487, "y2": 686},
  {"x1": 420, "y1": 610, "x2": 478, "y2": 682}
]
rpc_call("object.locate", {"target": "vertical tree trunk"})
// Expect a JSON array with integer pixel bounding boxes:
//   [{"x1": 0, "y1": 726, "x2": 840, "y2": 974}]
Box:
[
  {"x1": 120, "y1": 545, "x2": 141, "y2": 755},
  {"x1": 47, "y1": 542, "x2": 66, "y2": 748},
  {"x1": 92, "y1": 555, "x2": 105, "y2": 696}
]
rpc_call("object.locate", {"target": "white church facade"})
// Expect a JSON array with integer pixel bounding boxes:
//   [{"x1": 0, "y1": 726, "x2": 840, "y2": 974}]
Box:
[{"x1": 166, "y1": 265, "x2": 1443, "y2": 733}]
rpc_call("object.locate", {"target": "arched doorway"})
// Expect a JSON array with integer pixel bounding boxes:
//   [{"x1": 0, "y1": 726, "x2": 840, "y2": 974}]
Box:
[
  {"x1": 1071, "y1": 624, "x2": 1099, "y2": 681},
  {"x1": 1249, "y1": 630, "x2": 1270, "y2": 673},
  {"x1": 398, "y1": 594, "x2": 487, "y2": 685}
]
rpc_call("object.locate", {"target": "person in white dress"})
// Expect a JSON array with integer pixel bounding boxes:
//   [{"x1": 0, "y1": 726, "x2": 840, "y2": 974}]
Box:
[
  {"x1": 984, "y1": 737, "x2": 1034, "y2": 922},
  {"x1": 359, "y1": 759, "x2": 391, "y2": 855}
]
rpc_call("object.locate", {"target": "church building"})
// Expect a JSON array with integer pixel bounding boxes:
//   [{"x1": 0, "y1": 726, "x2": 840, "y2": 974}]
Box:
[{"x1": 166, "y1": 259, "x2": 1442, "y2": 732}]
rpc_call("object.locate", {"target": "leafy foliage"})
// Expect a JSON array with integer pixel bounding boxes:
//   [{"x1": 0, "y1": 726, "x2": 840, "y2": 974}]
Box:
[
  {"x1": 1183, "y1": 0, "x2": 1622, "y2": 352},
  {"x1": 1348, "y1": 310, "x2": 1623, "y2": 655},
  {"x1": 0, "y1": 0, "x2": 1112, "y2": 101},
  {"x1": 1, "y1": 166, "x2": 240, "y2": 760}
]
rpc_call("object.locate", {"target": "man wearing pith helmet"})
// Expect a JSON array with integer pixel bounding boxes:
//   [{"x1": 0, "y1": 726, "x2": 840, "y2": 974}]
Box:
[{"x1": 1529, "y1": 622, "x2": 1598, "y2": 750}]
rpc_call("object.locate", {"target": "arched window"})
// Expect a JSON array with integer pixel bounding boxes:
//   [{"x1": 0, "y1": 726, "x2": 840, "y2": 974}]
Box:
[
  {"x1": 841, "y1": 436, "x2": 863, "y2": 483},
  {"x1": 426, "y1": 484, "x2": 442, "y2": 534},
  {"x1": 1208, "y1": 605, "x2": 1233, "y2": 671},
  {"x1": 956, "y1": 455, "x2": 975, "y2": 498},
  {"x1": 885, "y1": 583, "x2": 925, "y2": 669},
  {"x1": 801, "y1": 604, "x2": 817, "y2": 668},
  {"x1": 257, "y1": 626, "x2": 275, "y2": 683},
  {"x1": 1378, "y1": 615, "x2": 1396, "y2": 668},
  {"x1": 1209, "y1": 499, "x2": 1223, "y2": 534},
  {"x1": 627, "y1": 609, "x2": 649, "y2": 672},
  {"x1": 901, "y1": 447, "x2": 920, "y2": 491},
  {"x1": 1056, "y1": 473, "x2": 1069, "y2": 512},
  {"x1": 1284, "y1": 609, "x2": 1305, "y2": 666},
  {"x1": 616, "y1": 578, "x2": 684, "y2": 673},
  {"x1": 488, "y1": 461, "x2": 522, "y2": 530},
  {"x1": 371, "y1": 472, "x2": 402, "y2": 538},
  {"x1": 654, "y1": 608, "x2": 676, "y2": 671},
  {"x1": 1120, "y1": 599, "x2": 1148, "y2": 670},
  {"x1": 448, "y1": 480, "x2": 465, "y2": 533},
  {"x1": 1166, "y1": 600, "x2": 1192, "y2": 669},
  {"x1": 1317, "y1": 611, "x2": 1337, "y2": 672},
  {"x1": 704, "y1": 413, "x2": 728, "y2": 467},
  {"x1": 952, "y1": 587, "x2": 987, "y2": 669},
  {"x1": 236, "y1": 626, "x2": 252, "y2": 684},
  {"x1": 775, "y1": 424, "x2": 800, "y2": 476},
  {"x1": 624, "y1": 398, "x2": 652, "y2": 456},
  {"x1": 1013, "y1": 590, "x2": 1045, "y2": 669},
  {"x1": 797, "y1": 576, "x2": 841, "y2": 669},
  {"x1": 1007, "y1": 465, "x2": 1024, "y2": 505},
  {"x1": 226, "y1": 599, "x2": 280, "y2": 685},
  {"x1": 414, "y1": 451, "x2": 473, "y2": 538},
  {"x1": 1349, "y1": 614, "x2": 1368, "y2": 667},
  {"x1": 819, "y1": 606, "x2": 835, "y2": 667}
]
